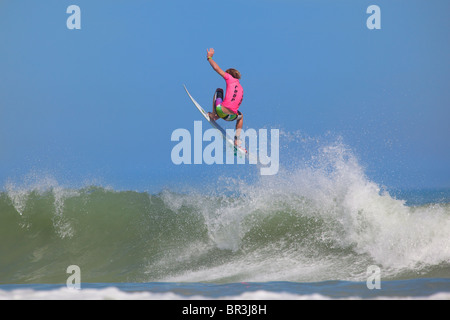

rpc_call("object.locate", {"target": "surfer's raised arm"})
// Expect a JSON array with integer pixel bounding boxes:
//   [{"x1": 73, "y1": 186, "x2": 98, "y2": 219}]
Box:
[{"x1": 206, "y1": 48, "x2": 226, "y2": 78}]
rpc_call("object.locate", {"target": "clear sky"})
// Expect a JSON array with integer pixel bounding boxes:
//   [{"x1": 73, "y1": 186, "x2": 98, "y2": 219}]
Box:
[{"x1": 1, "y1": 0, "x2": 449, "y2": 191}]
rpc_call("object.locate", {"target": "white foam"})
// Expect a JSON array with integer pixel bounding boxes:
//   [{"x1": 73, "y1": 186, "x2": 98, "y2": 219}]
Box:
[
  {"x1": 199, "y1": 139, "x2": 450, "y2": 278},
  {"x1": 1, "y1": 287, "x2": 449, "y2": 300}
]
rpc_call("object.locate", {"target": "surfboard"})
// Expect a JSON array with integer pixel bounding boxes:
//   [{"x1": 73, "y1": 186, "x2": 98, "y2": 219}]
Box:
[{"x1": 183, "y1": 84, "x2": 251, "y2": 160}]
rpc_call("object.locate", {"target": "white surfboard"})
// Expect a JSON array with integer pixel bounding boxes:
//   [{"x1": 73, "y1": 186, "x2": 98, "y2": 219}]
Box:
[{"x1": 183, "y1": 84, "x2": 253, "y2": 160}]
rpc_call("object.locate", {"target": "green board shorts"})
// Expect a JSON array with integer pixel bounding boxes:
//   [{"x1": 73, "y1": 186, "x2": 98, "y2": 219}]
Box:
[{"x1": 215, "y1": 104, "x2": 242, "y2": 122}]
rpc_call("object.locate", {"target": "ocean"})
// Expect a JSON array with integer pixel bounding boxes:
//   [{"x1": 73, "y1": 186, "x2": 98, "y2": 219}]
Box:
[{"x1": 0, "y1": 142, "x2": 449, "y2": 302}]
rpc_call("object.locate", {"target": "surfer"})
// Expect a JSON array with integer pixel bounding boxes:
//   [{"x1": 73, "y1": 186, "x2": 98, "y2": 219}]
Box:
[{"x1": 206, "y1": 48, "x2": 244, "y2": 146}]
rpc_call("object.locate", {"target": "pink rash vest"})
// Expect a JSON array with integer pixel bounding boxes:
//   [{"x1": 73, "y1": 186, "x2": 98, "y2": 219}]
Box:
[{"x1": 221, "y1": 72, "x2": 243, "y2": 114}]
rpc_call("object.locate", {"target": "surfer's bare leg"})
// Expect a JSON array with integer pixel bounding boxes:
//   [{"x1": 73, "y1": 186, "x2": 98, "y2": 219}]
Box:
[{"x1": 234, "y1": 114, "x2": 243, "y2": 146}]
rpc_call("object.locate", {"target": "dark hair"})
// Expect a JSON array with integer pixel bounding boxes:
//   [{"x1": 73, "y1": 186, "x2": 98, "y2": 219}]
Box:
[{"x1": 226, "y1": 68, "x2": 241, "y2": 79}]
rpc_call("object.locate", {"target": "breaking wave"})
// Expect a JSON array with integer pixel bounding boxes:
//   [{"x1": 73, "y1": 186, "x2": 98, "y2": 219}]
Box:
[{"x1": 1, "y1": 140, "x2": 449, "y2": 284}]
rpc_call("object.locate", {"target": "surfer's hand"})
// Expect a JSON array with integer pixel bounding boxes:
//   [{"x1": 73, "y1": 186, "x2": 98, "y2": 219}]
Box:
[
  {"x1": 206, "y1": 48, "x2": 214, "y2": 59},
  {"x1": 208, "y1": 112, "x2": 219, "y2": 121}
]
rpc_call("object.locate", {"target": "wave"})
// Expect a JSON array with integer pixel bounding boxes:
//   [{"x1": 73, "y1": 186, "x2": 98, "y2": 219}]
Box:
[{"x1": 1, "y1": 141, "x2": 449, "y2": 284}]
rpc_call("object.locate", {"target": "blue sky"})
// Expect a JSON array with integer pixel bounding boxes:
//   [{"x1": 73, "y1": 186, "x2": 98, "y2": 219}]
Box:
[{"x1": 1, "y1": 0, "x2": 449, "y2": 191}]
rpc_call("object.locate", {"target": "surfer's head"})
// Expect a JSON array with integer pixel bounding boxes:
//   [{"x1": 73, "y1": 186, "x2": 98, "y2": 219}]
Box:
[{"x1": 226, "y1": 68, "x2": 241, "y2": 79}]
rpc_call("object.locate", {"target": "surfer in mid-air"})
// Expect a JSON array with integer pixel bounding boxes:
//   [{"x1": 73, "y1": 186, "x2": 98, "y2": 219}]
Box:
[{"x1": 206, "y1": 48, "x2": 244, "y2": 146}]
